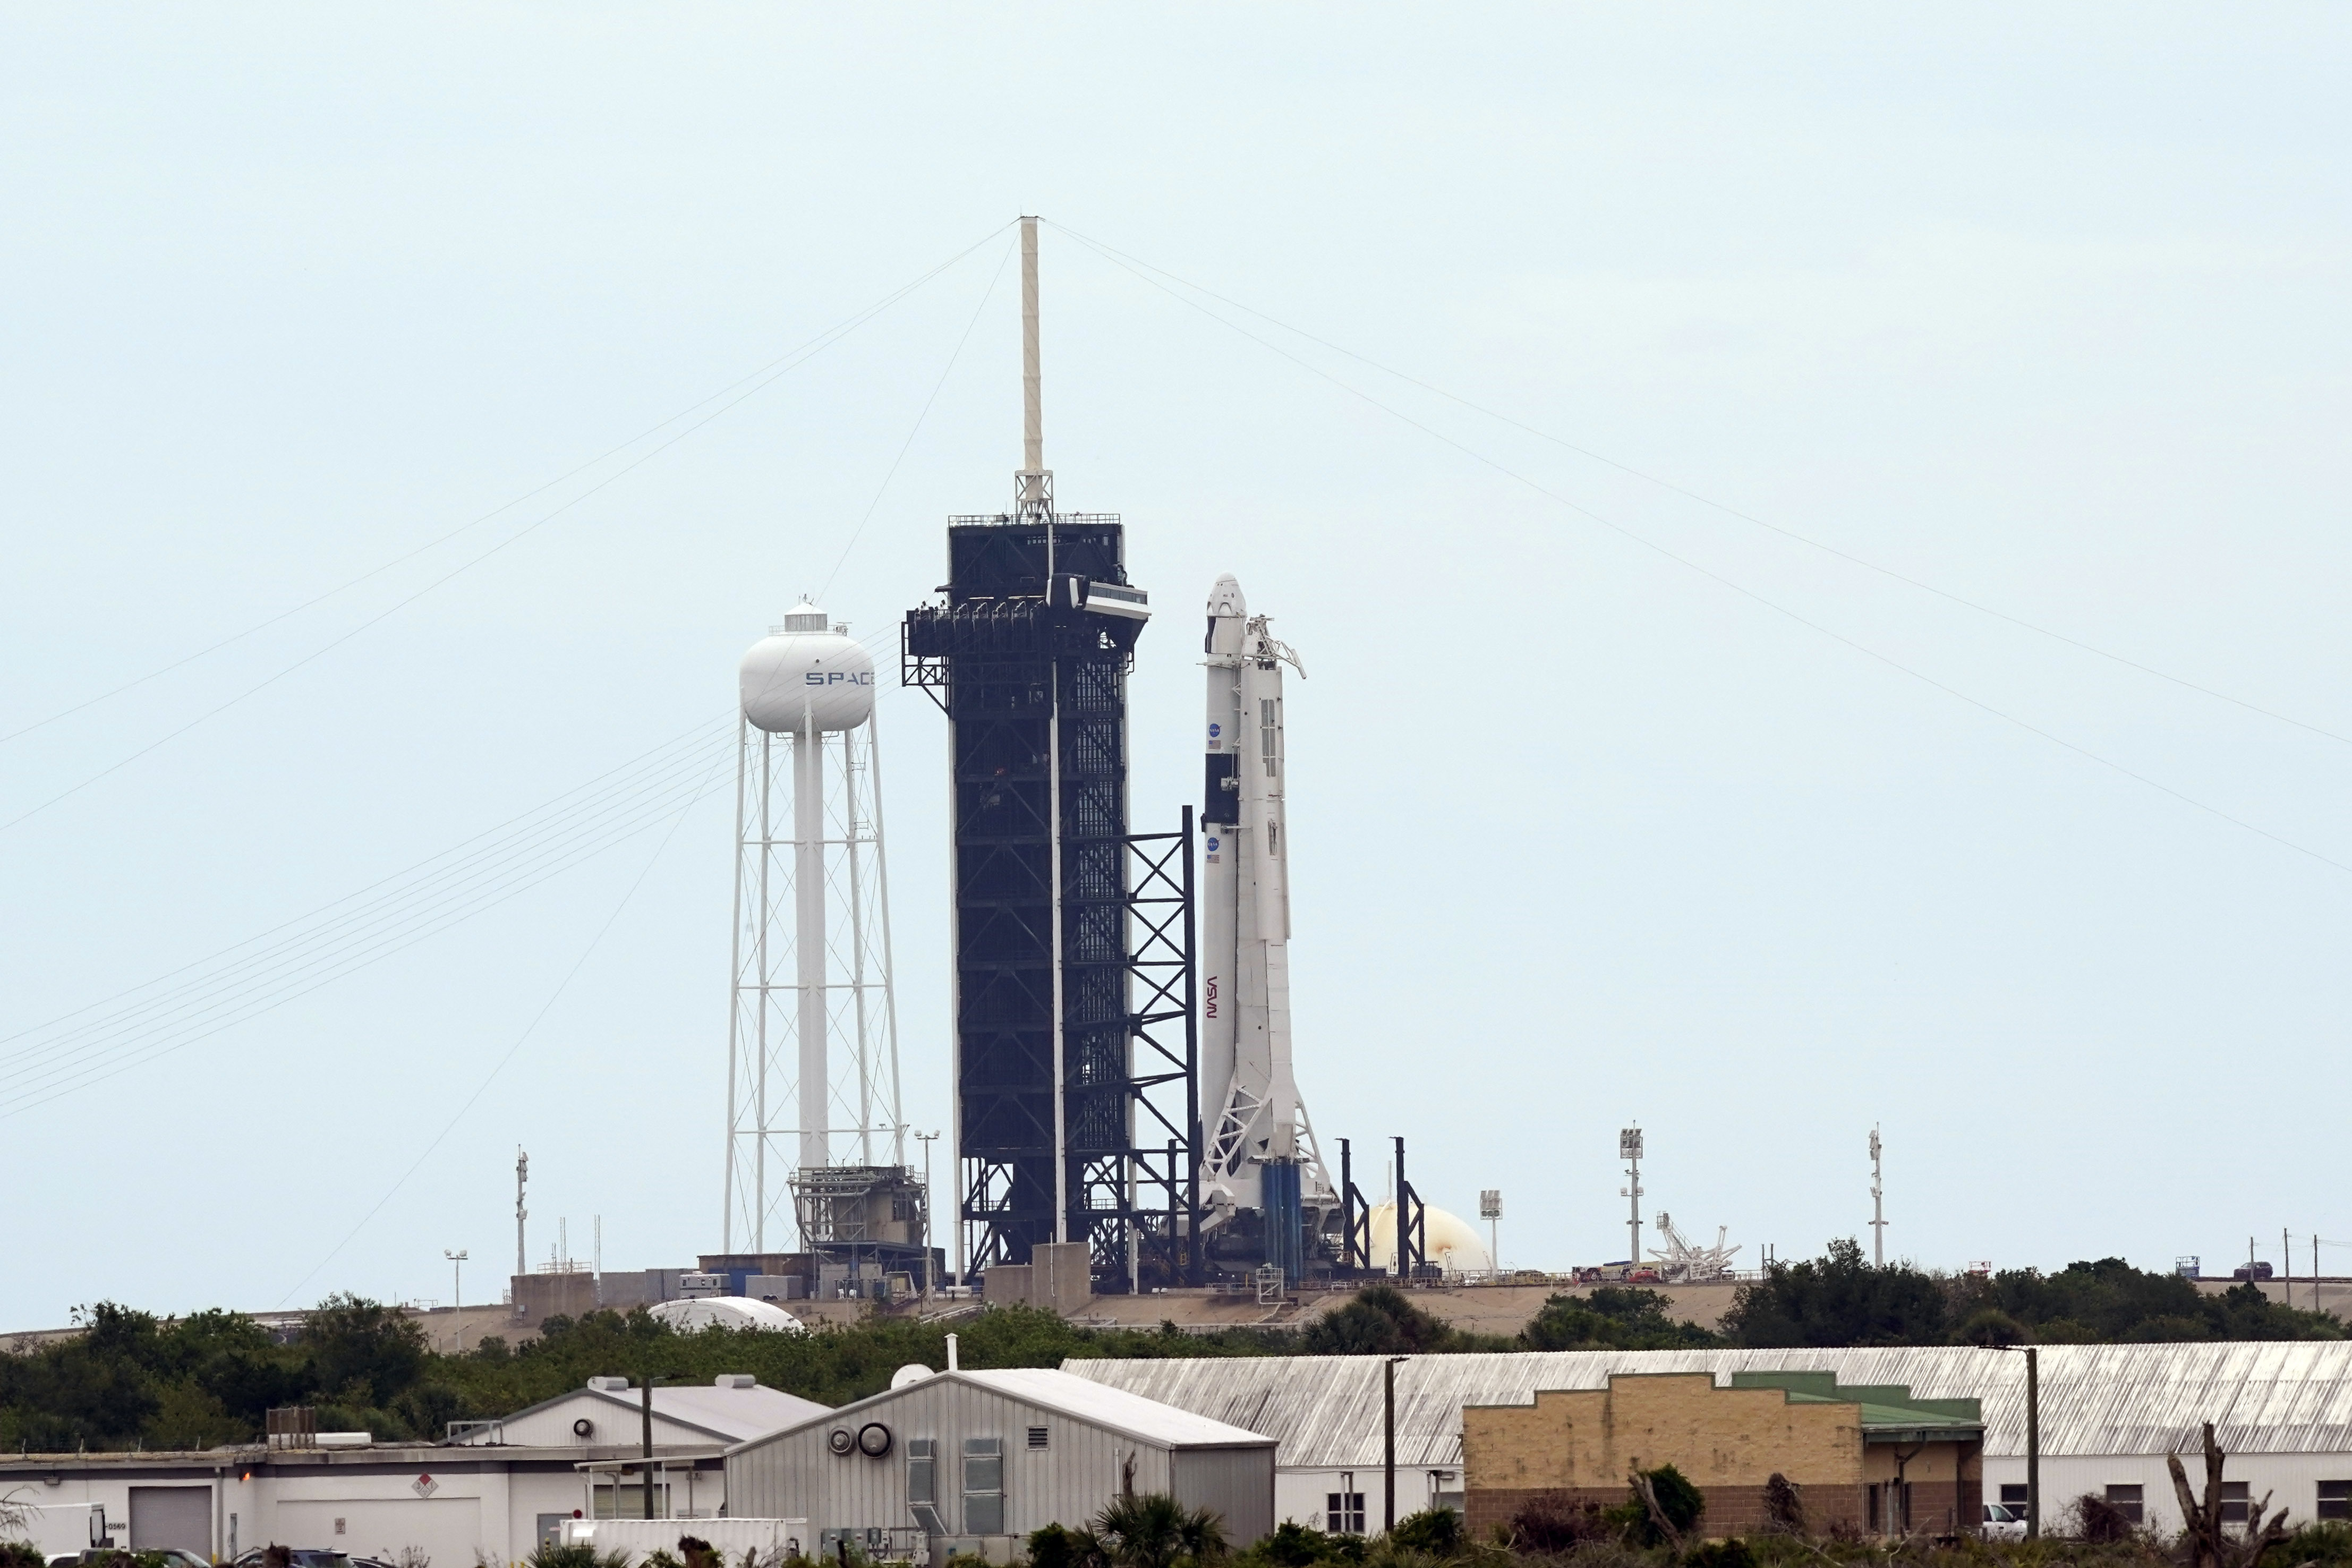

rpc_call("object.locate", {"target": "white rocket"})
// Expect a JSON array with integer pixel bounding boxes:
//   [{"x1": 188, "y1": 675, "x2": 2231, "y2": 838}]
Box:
[{"x1": 1199, "y1": 573, "x2": 1330, "y2": 1220}]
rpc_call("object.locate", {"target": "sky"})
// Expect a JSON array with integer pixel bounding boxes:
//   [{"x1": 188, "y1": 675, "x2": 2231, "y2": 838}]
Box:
[{"x1": 5, "y1": 5, "x2": 2351, "y2": 1329}]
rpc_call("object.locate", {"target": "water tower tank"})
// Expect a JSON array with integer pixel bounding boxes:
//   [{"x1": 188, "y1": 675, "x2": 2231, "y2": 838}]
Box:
[{"x1": 740, "y1": 602, "x2": 876, "y2": 733}]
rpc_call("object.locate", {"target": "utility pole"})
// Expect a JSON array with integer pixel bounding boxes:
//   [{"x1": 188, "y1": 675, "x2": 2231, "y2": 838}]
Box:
[
  {"x1": 1618, "y1": 1127, "x2": 1643, "y2": 1267},
  {"x1": 641, "y1": 1376, "x2": 663, "y2": 1520},
  {"x1": 1992, "y1": 1345, "x2": 2040, "y2": 1538},
  {"x1": 915, "y1": 1130, "x2": 940, "y2": 1297},
  {"x1": 1383, "y1": 1357, "x2": 1407, "y2": 1535},
  {"x1": 1869, "y1": 1127, "x2": 1887, "y2": 1267},
  {"x1": 515, "y1": 1148, "x2": 529, "y2": 1281},
  {"x1": 2025, "y1": 1345, "x2": 2040, "y2": 1539},
  {"x1": 1480, "y1": 1190, "x2": 1501, "y2": 1281},
  {"x1": 444, "y1": 1250, "x2": 466, "y2": 1311}
]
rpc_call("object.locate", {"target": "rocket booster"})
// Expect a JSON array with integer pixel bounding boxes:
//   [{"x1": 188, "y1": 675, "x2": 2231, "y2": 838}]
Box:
[{"x1": 1201, "y1": 574, "x2": 1303, "y2": 1201}]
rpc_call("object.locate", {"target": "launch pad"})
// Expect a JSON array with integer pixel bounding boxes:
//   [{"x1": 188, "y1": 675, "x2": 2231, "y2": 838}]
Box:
[{"x1": 897, "y1": 219, "x2": 1384, "y2": 1295}]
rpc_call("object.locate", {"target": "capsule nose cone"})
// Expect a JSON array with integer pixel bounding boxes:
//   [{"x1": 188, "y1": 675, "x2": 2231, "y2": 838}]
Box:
[{"x1": 1206, "y1": 573, "x2": 1247, "y2": 618}]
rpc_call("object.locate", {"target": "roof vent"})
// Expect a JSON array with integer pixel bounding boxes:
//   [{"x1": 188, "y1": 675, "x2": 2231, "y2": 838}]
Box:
[
  {"x1": 586, "y1": 1377, "x2": 630, "y2": 1393},
  {"x1": 714, "y1": 1374, "x2": 757, "y2": 1390}
]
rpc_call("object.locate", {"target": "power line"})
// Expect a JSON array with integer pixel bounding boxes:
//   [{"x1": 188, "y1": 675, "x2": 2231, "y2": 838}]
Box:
[
  {"x1": 0, "y1": 221, "x2": 1013, "y2": 752},
  {"x1": 0, "y1": 610, "x2": 909, "y2": 1113},
  {"x1": 0, "y1": 728, "x2": 738, "y2": 1116},
  {"x1": 273, "y1": 752, "x2": 726, "y2": 1308},
  {"x1": 819, "y1": 231, "x2": 1018, "y2": 600},
  {"x1": 1045, "y1": 219, "x2": 2352, "y2": 751},
  {"x1": 1054, "y1": 223, "x2": 2352, "y2": 883}
]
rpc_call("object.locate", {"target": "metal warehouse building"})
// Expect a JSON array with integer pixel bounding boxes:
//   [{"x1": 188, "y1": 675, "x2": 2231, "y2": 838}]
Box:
[
  {"x1": 724, "y1": 1367, "x2": 1276, "y2": 1556},
  {"x1": 1069, "y1": 1343, "x2": 2352, "y2": 1536},
  {"x1": 0, "y1": 1376, "x2": 822, "y2": 1565}
]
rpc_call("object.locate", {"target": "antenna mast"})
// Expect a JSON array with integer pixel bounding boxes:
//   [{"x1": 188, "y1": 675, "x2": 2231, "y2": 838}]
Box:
[
  {"x1": 514, "y1": 1147, "x2": 528, "y2": 1279},
  {"x1": 1869, "y1": 1126, "x2": 1886, "y2": 1266}
]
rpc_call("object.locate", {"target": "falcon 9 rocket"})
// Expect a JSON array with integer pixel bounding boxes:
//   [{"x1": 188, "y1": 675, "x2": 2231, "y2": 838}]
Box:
[{"x1": 1199, "y1": 574, "x2": 1333, "y2": 1269}]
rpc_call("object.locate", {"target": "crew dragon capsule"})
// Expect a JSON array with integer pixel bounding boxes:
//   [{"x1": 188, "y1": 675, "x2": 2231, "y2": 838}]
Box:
[{"x1": 1199, "y1": 574, "x2": 1333, "y2": 1243}]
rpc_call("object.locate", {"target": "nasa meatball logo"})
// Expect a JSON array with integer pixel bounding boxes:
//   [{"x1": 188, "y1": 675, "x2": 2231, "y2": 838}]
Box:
[{"x1": 1207, "y1": 723, "x2": 1221, "y2": 737}]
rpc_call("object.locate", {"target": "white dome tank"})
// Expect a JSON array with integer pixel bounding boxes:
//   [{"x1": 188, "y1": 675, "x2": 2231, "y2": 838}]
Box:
[
  {"x1": 1362, "y1": 1200, "x2": 1493, "y2": 1274},
  {"x1": 740, "y1": 601, "x2": 876, "y2": 734}
]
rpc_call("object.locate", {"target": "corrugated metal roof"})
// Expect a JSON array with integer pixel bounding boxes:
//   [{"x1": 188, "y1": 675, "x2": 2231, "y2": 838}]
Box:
[
  {"x1": 962, "y1": 1369, "x2": 1275, "y2": 1448},
  {"x1": 458, "y1": 1378, "x2": 830, "y2": 1445},
  {"x1": 1064, "y1": 1343, "x2": 2352, "y2": 1467},
  {"x1": 727, "y1": 1368, "x2": 1275, "y2": 1455}
]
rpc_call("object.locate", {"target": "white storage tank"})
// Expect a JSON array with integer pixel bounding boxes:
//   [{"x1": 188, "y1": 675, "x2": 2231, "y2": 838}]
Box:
[{"x1": 739, "y1": 601, "x2": 876, "y2": 734}]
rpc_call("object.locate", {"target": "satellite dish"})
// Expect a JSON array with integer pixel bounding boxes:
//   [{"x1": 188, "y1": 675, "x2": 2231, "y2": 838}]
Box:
[{"x1": 890, "y1": 1365, "x2": 935, "y2": 1390}]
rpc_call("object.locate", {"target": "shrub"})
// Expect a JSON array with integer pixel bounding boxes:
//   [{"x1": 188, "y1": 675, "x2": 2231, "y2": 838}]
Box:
[
  {"x1": 1507, "y1": 1493, "x2": 1610, "y2": 1552},
  {"x1": 1762, "y1": 1473, "x2": 1804, "y2": 1535},
  {"x1": 1684, "y1": 1542, "x2": 1756, "y2": 1568},
  {"x1": 1616, "y1": 1464, "x2": 1705, "y2": 1547},
  {"x1": 2277, "y1": 1521, "x2": 2352, "y2": 1568},
  {"x1": 1386, "y1": 1510, "x2": 1461, "y2": 1558},
  {"x1": 2067, "y1": 1493, "x2": 2136, "y2": 1544},
  {"x1": 523, "y1": 1544, "x2": 633, "y2": 1568},
  {"x1": 1247, "y1": 1524, "x2": 1328, "y2": 1568},
  {"x1": 1028, "y1": 1523, "x2": 1107, "y2": 1568}
]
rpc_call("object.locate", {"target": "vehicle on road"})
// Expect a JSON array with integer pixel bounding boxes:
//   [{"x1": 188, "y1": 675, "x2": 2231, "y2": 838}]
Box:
[{"x1": 1983, "y1": 1503, "x2": 2028, "y2": 1541}]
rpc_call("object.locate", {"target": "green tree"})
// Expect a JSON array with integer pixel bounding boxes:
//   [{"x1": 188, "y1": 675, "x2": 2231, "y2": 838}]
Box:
[
  {"x1": 1519, "y1": 1288, "x2": 1719, "y2": 1351},
  {"x1": 1299, "y1": 1288, "x2": 1504, "y2": 1356},
  {"x1": 1721, "y1": 1239, "x2": 1954, "y2": 1347},
  {"x1": 304, "y1": 1294, "x2": 429, "y2": 1405}
]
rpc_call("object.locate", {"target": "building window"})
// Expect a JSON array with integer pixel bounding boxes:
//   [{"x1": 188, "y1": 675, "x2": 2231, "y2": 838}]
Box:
[
  {"x1": 2107, "y1": 1485, "x2": 2144, "y2": 1525},
  {"x1": 2220, "y1": 1482, "x2": 2249, "y2": 1526},
  {"x1": 908, "y1": 1439, "x2": 945, "y2": 1536},
  {"x1": 2000, "y1": 1485, "x2": 2030, "y2": 1514},
  {"x1": 964, "y1": 1437, "x2": 1004, "y2": 1536},
  {"x1": 2317, "y1": 1481, "x2": 2350, "y2": 1522},
  {"x1": 1326, "y1": 1493, "x2": 1366, "y2": 1535}
]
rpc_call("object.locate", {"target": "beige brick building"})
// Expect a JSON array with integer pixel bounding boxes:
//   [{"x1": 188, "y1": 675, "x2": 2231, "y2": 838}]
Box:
[{"x1": 1463, "y1": 1371, "x2": 1982, "y2": 1540}]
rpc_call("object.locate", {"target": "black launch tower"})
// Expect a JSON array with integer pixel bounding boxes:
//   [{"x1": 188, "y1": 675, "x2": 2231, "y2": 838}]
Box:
[{"x1": 903, "y1": 482, "x2": 1197, "y2": 1285}]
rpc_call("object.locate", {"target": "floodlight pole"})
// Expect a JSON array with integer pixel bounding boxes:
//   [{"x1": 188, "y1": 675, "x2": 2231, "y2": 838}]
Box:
[{"x1": 1618, "y1": 1127, "x2": 1643, "y2": 1268}]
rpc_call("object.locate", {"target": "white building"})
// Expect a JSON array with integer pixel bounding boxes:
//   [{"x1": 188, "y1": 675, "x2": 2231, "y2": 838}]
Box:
[
  {"x1": 723, "y1": 1366, "x2": 1277, "y2": 1558},
  {"x1": 0, "y1": 1376, "x2": 827, "y2": 1565},
  {"x1": 1069, "y1": 1343, "x2": 2352, "y2": 1537}
]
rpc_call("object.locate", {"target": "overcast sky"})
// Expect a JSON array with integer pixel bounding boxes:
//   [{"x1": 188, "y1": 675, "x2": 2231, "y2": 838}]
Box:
[{"x1": 5, "y1": 6, "x2": 2351, "y2": 1328}]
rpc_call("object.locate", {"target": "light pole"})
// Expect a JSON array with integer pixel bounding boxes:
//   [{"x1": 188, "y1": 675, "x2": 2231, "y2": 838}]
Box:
[
  {"x1": 1989, "y1": 1344, "x2": 2040, "y2": 1539},
  {"x1": 444, "y1": 1249, "x2": 467, "y2": 1351},
  {"x1": 1618, "y1": 1128, "x2": 1643, "y2": 1267},
  {"x1": 914, "y1": 1130, "x2": 941, "y2": 1296}
]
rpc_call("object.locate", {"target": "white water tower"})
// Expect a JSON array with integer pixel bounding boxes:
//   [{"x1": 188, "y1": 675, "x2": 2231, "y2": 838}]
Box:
[{"x1": 723, "y1": 601, "x2": 903, "y2": 1251}]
